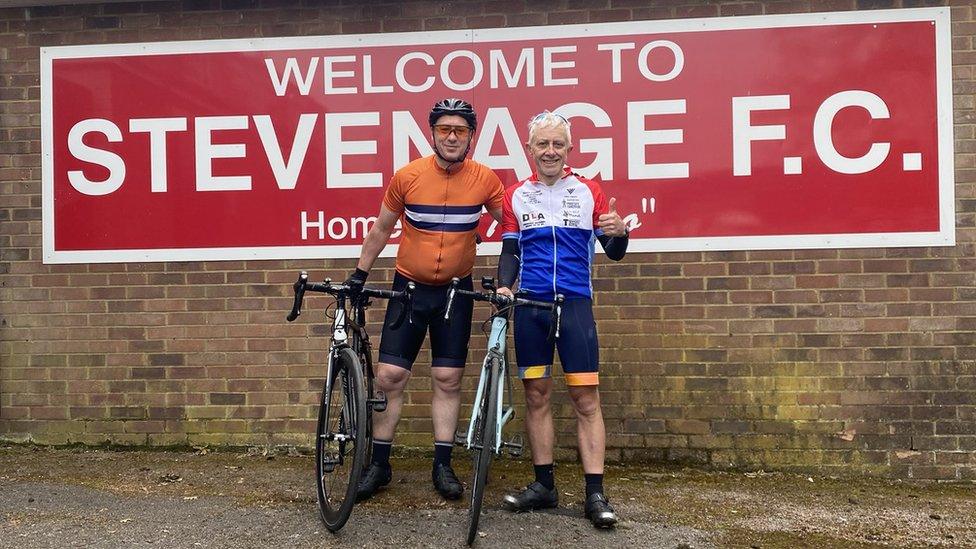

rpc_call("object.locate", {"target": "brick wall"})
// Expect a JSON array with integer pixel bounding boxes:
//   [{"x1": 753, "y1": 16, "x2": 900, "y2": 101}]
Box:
[{"x1": 1, "y1": 0, "x2": 973, "y2": 480}]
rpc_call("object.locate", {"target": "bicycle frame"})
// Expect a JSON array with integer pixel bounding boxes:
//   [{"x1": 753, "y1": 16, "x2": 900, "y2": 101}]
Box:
[{"x1": 464, "y1": 315, "x2": 513, "y2": 454}]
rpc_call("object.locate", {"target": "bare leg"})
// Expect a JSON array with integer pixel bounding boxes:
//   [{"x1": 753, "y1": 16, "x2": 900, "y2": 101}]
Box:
[
  {"x1": 568, "y1": 385, "x2": 604, "y2": 474},
  {"x1": 371, "y1": 362, "x2": 411, "y2": 441},
  {"x1": 523, "y1": 377, "x2": 555, "y2": 465},
  {"x1": 430, "y1": 366, "x2": 464, "y2": 442}
]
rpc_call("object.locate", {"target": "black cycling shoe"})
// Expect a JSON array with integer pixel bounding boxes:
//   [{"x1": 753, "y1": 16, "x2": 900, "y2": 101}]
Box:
[
  {"x1": 584, "y1": 492, "x2": 618, "y2": 528},
  {"x1": 356, "y1": 462, "x2": 392, "y2": 502},
  {"x1": 502, "y1": 481, "x2": 558, "y2": 512},
  {"x1": 432, "y1": 463, "x2": 463, "y2": 500}
]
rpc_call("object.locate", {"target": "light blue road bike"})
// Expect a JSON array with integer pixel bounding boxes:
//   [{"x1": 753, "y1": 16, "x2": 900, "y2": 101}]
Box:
[{"x1": 445, "y1": 276, "x2": 563, "y2": 546}]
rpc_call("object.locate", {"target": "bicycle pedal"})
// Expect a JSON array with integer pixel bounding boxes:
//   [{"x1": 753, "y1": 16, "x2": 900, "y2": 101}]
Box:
[
  {"x1": 503, "y1": 434, "x2": 523, "y2": 457},
  {"x1": 368, "y1": 391, "x2": 388, "y2": 412},
  {"x1": 453, "y1": 428, "x2": 467, "y2": 446}
]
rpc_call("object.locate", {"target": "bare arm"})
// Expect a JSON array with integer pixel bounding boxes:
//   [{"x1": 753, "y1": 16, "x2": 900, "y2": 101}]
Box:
[
  {"x1": 356, "y1": 204, "x2": 400, "y2": 273},
  {"x1": 488, "y1": 206, "x2": 503, "y2": 223}
]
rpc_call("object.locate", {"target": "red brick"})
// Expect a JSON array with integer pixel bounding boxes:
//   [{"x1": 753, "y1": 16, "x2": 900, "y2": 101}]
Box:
[{"x1": 0, "y1": 0, "x2": 972, "y2": 482}]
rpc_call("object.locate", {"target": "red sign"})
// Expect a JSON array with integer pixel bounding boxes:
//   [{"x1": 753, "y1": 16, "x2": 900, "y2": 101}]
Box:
[{"x1": 42, "y1": 8, "x2": 954, "y2": 263}]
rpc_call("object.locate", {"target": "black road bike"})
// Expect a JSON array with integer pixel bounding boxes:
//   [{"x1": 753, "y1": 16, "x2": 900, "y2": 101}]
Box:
[{"x1": 287, "y1": 271, "x2": 414, "y2": 532}]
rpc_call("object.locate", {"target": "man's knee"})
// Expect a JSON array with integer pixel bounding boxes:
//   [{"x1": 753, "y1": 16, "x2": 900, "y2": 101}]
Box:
[
  {"x1": 569, "y1": 386, "x2": 600, "y2": 417},
  {"x1": 431, "y1": 367, "x2": 463, "y2": 394},
  {"x1": 523, "y1": 379, "x2": 552, "y2": 410},
  {"x1": 376, "y1": 363, "x2": 411, "y2": 390}
]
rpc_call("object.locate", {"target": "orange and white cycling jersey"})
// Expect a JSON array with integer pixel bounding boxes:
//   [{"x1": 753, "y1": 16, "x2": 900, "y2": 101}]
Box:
[{"x1": 383, "y1": 156, "x2": 504, "y2": 286}]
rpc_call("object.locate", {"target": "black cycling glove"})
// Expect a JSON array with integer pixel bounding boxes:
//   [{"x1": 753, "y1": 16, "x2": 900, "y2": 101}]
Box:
[{"x1": 344, "y1": 268, "x2": 369, "y2": 288}]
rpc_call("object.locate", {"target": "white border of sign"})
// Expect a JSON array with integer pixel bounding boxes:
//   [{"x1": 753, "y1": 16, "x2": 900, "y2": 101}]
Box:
[{"x1": 41, "y1": 7, "x2": 955, "y2": 264}]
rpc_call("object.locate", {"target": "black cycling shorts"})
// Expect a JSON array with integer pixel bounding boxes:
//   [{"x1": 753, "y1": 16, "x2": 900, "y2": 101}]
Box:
[
  {"x1": 378, "y1": 272, "x2": 473, "y2": 370},
  {"x1": 514, "y1": 297, "x2": 599, "y2": 386}
]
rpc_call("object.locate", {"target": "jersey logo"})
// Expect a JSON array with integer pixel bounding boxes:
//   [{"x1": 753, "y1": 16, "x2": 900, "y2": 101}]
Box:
[{"x1": 521, "y1": 211, "x2": 547, "y2": 229}]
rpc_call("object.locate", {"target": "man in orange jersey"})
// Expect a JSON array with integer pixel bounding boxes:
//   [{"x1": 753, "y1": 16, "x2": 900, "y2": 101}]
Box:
[{"x1": 345, "y1": 99, "x2": 504, "y2": 501}]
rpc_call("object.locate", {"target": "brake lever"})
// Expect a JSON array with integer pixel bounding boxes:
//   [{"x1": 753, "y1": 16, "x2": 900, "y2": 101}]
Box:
[
  {"x1": 389, "y1": 282, "x2": 416, "y2": 329},
  {"x1": 286, "y1": 271, "x2": 308, "y2": 322},
  {"x1": 444, "y1": 277, "x2": 460, "y2": 322},
  {"x1": 405, "y1": 282, "x2": 415, "y2": 325},
  {"x1": 554, "y1": 294, "x2": 564, "y2": 339}
]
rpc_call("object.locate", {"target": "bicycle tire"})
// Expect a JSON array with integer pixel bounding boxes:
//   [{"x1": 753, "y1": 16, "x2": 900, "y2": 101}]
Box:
[
  {"x1": 361, "y1": 349, "x2": 375, "y2": 470},
  {"x1": 315, "y1": 347, "x2": 367, "y2": 532},
  {"x1": 466, "y1": 357, "x2": 499, "y2": 546}
]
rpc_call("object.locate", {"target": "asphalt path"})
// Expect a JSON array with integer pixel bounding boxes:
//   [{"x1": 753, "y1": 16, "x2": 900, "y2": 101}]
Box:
[{"x1": 2, "y1": 445, "x2": 973, "y2": 548}]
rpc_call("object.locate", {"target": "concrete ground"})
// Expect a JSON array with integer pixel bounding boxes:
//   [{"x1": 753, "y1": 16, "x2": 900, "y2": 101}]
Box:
[{"x1": 1, "y1": 444, "x2": 974, "y2": 548}]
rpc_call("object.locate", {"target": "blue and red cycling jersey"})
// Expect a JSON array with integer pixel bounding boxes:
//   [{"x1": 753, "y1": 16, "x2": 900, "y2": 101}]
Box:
[{"x1": 500, "y1": 168, "x2": 610, "y2": 300}]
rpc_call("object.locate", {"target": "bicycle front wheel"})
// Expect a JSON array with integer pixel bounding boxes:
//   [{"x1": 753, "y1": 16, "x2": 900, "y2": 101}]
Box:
[
  {"x1": 315, "y1": 347, "x2": 367, "y2": 532},
  {"x1": 467, "y1": 357, "x2": 499, "y2": 546}
]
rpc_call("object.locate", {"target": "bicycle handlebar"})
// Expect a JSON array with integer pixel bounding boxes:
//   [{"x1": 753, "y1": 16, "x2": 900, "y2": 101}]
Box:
[
  {"x1": 444, "y1": 277, "x2": 564, "y2": 338},
  {"x1": 286, "y1": 271, "x2": 415, "y2": 322}
]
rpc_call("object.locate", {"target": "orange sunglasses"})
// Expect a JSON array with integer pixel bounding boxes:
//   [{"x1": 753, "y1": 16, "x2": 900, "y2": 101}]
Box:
[{"x1": 432, "y1": 124, "x2": 472, "y2": 138}]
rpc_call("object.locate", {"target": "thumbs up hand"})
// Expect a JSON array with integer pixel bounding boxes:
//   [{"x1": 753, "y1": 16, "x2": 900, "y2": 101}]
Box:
[{"x1": 598, "y1": 197, "x2": 627, "y2": 237}]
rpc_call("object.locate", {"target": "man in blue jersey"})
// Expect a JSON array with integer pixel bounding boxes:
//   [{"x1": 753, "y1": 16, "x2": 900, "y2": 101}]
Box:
[{"x1": 496, "y1": 111, "x2": 629, "y2": 528}]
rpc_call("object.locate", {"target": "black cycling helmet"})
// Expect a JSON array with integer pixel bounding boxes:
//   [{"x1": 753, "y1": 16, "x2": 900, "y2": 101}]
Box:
[{"x1": 429, "y1": 98, "x2": 477, "y2": 130}]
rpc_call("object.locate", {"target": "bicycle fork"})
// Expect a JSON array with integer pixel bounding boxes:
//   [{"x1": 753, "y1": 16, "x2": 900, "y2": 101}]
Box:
[
  {"x1": 319, "y1": 350, "x2": 345, "y2": 473},
  {"x1": 320, "y1": 344, "x2": 367, "y2": 473}
]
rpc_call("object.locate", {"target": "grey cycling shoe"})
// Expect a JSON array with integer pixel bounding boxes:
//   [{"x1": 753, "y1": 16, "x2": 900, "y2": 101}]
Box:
[{"x1": 502, "y1": 481, "x2": 558, "y2": 512}]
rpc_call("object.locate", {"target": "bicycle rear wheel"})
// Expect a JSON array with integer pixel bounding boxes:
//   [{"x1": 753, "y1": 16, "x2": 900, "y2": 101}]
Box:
[
  {"x1": 466, "y1": 358, "x2": 499, "y2": 546},
  {"x1": 361, "y1": 350, "x2": 375, "y2": 470},
  {"x1": 315, "y1": 347, "x2": 367, "y2": 532}
]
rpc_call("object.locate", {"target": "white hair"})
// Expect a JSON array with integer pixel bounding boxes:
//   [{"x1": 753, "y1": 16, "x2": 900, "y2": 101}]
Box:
[{"x1": 527, "y1": 111, "x2": 571, "y2": 144}]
